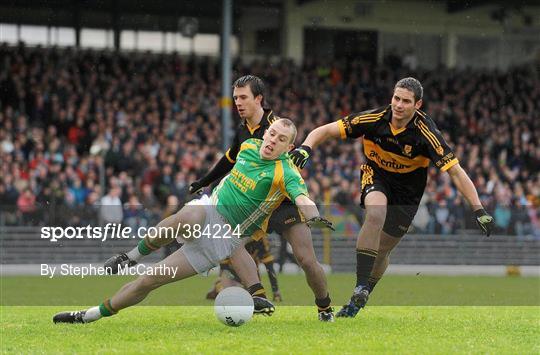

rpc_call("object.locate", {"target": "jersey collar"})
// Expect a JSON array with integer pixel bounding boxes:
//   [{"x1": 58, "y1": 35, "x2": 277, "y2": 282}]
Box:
[
  {"x1": 242, "y1": 108, "x2": 273, "y2": 134},
  {"x1": 386, "y1": 105, "x2": 419, "y2": 135}
]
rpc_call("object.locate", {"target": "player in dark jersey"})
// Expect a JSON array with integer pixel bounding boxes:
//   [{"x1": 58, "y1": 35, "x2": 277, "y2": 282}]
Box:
[
  {"x1": 190, "y1": 75, "x2": 333, "y2": 321},
  {"x1": 290, "y1": 77, "x2": 495, "y2": 318},
  {"x1": 205, "y1": 235, "x2": 282, "y2": 302}
]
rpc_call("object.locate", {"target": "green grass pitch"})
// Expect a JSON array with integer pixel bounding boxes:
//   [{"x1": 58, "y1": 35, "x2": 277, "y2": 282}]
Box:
[{"x1": 1, "y1": 274, "x2": 539, "y2": 354}]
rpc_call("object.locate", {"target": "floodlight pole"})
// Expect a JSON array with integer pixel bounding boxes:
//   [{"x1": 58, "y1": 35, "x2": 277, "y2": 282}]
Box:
[{"x1": 221, "y1": 0, "x2": 233, "y2": 150}]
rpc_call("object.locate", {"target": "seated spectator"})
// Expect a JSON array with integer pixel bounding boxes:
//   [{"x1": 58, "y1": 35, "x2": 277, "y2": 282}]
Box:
[{"x1": 0, "y1": 44, "x2": 537, "y2": 236}]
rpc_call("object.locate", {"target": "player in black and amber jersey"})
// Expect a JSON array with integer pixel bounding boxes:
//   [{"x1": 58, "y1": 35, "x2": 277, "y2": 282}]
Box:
[
  {"x1": 290, "y1": 77, "x2": 495, "y2": 318},
  {"x1": 190, "y1": 75, "x2": 333, "y2": 322}
]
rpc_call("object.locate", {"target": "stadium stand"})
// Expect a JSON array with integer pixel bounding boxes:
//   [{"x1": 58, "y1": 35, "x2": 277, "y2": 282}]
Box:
[
  {"x1": 1, "y1": 226, "x2": 539, "y2": 268},
  {"x1": 0, "y1": 43, "x2": 538, "y2": 241}
]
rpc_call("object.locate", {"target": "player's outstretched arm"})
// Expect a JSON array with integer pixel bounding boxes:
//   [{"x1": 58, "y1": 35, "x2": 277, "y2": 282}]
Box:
[
  {"x1": 303, "y1": 122, "x2": 342, "y2": 149},
  {"x1": 447, "y1": 163, "x2": 495, "y2": 236},
  {"x1": 290, "y1": 122, "x2": 342, "y2": 169},
  {"x1": 295, "y1": 195, "x2": 335, "y2": 231}
]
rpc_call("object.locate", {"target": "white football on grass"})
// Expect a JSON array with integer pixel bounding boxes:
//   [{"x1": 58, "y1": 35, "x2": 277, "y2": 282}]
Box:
[{"x1": 214, "y1": 286, "x2": 254, "y2": 327}]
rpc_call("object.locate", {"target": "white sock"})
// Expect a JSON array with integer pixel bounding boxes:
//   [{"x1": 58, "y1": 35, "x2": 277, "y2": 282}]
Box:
[
  {"x1": 82, "y1": 306, "x2": 102, "y2": 323},
  {"x1": 126, "y1": 246, "x2": 144, "y2": 262}
]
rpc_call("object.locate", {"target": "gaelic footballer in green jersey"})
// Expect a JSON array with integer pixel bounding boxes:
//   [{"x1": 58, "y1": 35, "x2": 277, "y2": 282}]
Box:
[
  {"x1": 53, "y1": 119, "x2": 334, "y2": 324},
  {"x1": 214, "y1": 138, "x2": 310, "y2": 238},
  {"x1": 192, "y1": 75, "x2": 334, "y2": 322}
]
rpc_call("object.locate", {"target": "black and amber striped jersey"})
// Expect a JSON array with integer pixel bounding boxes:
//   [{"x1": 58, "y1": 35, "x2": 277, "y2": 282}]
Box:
[
  {"x1": 245, "y1": 236, "x2": 274, "y2": 264},
  {"x1": 337, "y1": 105, "x2": 459, "y2": 199},
  {"x1": 224, "y1": 108, "x2": 278, "y2": 164},
  {"x1": 220, "y1": 236, "x2": 274, "y2": 266}
]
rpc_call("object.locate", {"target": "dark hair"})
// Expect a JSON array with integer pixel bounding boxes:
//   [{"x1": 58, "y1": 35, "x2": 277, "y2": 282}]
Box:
[
  {"x1": 395, "y1": 77, "x2": 423, "y2": 102},
  {"x1": 233, "y1": 75, "x2": 265, "y2": 103}
]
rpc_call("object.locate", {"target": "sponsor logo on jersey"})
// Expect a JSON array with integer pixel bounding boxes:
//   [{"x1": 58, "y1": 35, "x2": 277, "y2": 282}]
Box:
[
  {"x1": 368, "y1": 151, "x2": 410, "y2": 170},
  {"x1": 364, "y1": 139, "x2": 429, "y2": 173}
]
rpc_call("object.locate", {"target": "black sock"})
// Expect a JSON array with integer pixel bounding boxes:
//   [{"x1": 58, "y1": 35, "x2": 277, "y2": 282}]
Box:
[
  {"x1": 247, "y1": 283, "x2": 267, "y2": 299},
  {"x1": 367, "y1": 276, "x2": 380, "y2": 292},
  {"x1": 315, "y1": 293, "x2": 331, "y2": 311},
  {"x1": 356, "y1": 248, "x2": 378, "y2": 287}
]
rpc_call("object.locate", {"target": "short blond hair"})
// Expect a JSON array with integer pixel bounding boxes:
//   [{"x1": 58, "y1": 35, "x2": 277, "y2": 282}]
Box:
[{"x1": 274, "y1": 118, "x2": 297, "y2": 143}]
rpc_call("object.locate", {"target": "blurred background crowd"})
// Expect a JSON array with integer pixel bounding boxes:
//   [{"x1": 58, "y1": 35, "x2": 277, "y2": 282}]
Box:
[{"x1": 1, "y1": 44, "x2": 538, "y2": 236}]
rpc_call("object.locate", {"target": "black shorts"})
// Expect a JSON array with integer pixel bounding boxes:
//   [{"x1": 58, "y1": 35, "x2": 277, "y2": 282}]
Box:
[
  {"x1": 360, "y1": 165, "x2": 420, "y2": 238},
  {"x1": 267, "y1": 199, "x2": 304, "y2": 234}
]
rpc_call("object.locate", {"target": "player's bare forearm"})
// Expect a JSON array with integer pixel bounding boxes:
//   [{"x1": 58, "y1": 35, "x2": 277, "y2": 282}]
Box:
[
  {"x1": 302, "y1": 122, "x2": 342, "y2": 149},
  {"x1": 295, "y1": 194, "x2": 320, "y2": 220},
  {"x1": 447, "y1": 164, "x2": 483, "y2": 211}
]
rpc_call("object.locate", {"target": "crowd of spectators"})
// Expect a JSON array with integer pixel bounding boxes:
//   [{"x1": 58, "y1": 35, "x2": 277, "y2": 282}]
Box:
[{"x1": 0, "y1": 43, "x2": 538, "y2": 237}]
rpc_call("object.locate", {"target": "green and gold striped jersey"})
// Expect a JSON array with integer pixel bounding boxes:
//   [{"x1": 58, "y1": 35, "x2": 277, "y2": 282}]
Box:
[
  {"x1": 337, "y1": 105, "x2": 458, "y2": 199},
  {"x1": 213, "y1": 138, "x2": 308, "y2": 237}
]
